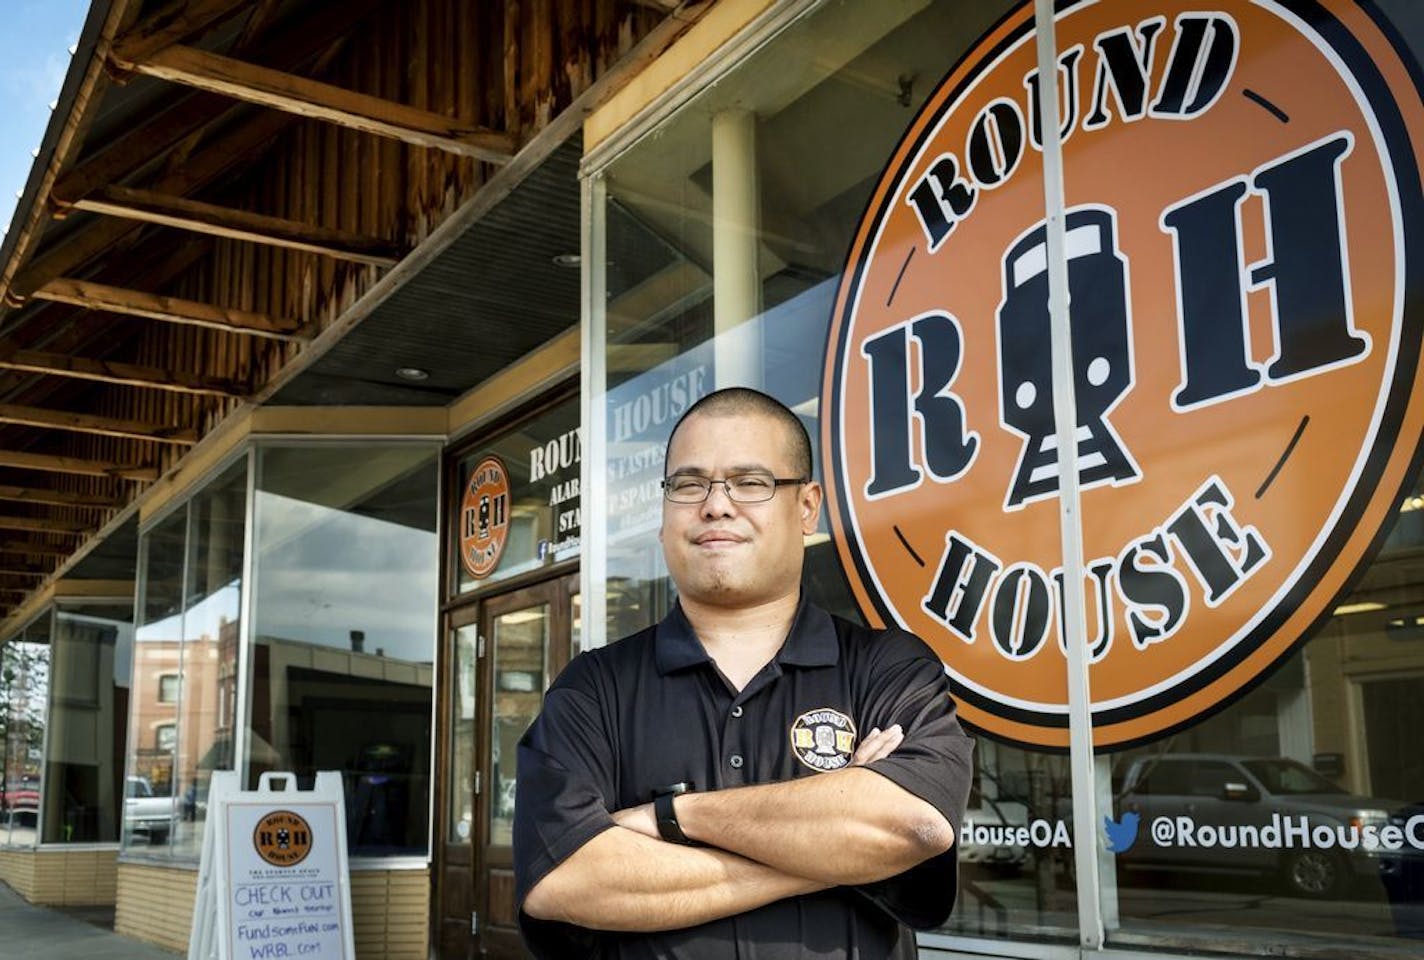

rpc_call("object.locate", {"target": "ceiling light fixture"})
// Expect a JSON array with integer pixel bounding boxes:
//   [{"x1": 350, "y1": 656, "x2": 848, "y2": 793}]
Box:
[
  {"x1": 395, "y1": 367, "x2": 429, "y2": 381},
  {"x1": 551, "y1": 253, "x2": 581, "y2": 268}
]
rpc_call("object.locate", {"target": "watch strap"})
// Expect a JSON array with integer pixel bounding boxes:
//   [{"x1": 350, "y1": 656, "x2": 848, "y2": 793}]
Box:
[{"x1": 654, "y1": 790, "x2": 696, "y2": 845}]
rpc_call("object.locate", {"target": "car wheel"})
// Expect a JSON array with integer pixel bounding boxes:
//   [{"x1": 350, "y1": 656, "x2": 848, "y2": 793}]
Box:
[{"x1": 1282, "y1": 849, "x2": 1342, "y2": 898}]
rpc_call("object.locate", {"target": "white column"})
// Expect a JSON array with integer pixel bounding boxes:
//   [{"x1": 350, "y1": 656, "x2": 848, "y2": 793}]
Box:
[{"x1": 712, "y1": 108, "x2": 763, "y2": 390}]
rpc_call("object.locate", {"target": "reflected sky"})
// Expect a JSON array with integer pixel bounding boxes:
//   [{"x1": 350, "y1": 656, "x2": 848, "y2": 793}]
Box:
[{"x1": 254, "y1": 490, "x2": 437, "y2": 662}]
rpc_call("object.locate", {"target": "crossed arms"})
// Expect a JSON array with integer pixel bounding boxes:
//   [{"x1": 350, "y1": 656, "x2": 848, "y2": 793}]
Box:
[{"x1": 522, "y1": 725, "x2": 956, "y2": 932}]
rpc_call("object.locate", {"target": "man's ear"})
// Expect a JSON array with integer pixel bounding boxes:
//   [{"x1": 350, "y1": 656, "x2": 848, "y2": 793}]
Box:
[{"x1": 800, "y1": 481, "x2": 824, "y2": 535}]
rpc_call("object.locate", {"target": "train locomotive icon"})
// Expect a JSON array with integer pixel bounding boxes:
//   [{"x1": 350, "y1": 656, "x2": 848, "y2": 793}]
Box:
[{"x1": 997, "y1": 206, "x2": 1141, "y2": 509}]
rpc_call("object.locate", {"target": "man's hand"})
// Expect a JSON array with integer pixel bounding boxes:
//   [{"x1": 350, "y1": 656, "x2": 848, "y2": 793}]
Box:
[
  {"x1": 611, "y1": 724, "x2": 904, "y2": 841},
  {"x1": 851, "y1": 724, "x2": 903, "y2": 766},
  {"x1": 612, "y1": 801, "x2": 657, "y2": 838}
]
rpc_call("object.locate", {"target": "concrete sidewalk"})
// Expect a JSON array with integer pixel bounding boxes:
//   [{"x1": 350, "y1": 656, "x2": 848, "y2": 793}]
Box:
[{"x1": 0, "y1": 883, "x2": 178, "y2": 959}]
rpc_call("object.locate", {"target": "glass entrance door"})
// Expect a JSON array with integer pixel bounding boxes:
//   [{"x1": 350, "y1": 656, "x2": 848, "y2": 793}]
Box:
[{"x1": 474, "y1": 573, "x2": 578, "y2": 958}]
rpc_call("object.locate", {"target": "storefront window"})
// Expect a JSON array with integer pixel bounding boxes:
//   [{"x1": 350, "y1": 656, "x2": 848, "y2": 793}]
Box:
[
  {"x1": 123, "y1": 456, "x2": 246, "y2": 858},
  {"x1": 248, "y1": 442, "x2": 439, "y2": 858},
  {"x1": 590, "y1": 0, "x2": 1075, "y2": 945},
  {"x1": 452, "y1": 396, "x2": 580, "y2": 594},
  {"x1": 1105, "y1": 467, "x2": 1424, "y2": 951},
  {"x1": 589, "y1": 0, "x2": 1424, "y2": 956},
  {"x1": 42, "y1": 602, "x2": 134, "y2": 845},
  {"x1": 1, "y1": 615, "x2": 50, "y2": 848}
]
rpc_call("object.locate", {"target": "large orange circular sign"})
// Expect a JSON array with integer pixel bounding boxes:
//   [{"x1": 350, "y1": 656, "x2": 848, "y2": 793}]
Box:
[
  {"x1": 824, "y1": 0, "x2": 1424, "y2": 749},
  {"x1": 460, "y1": 456, "x2": 510, "y2": 580}
]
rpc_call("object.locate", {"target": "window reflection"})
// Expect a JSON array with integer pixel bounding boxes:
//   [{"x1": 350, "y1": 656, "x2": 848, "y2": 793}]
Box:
[
  {"x1": 1106, "y1": 470, "x2": 1424, "y2": 949},
  {"x1": 490, "y1": 604, "x2": 548, "y2": 848},
  {"x1": 43, "y1": 602, "x2": 134, "y2": 844},
  {"x1": 249, "y1": 443, "x2": 438, "y2": 858},
  {"x1": 1, "y1": 621, "x2": 49, "y2": 848},
  {"x1": 448, "y1": 623, "x2": 478, "y2": 845},
  {"x1": 124, "y1": 506, "x2": 186, "y2": 852},
  {"x1": 170, "y1": 463, "x2": 246, "y2": 859},
  {"x1": 122, "y1": 458, "x2": 246, "y2": 857}
]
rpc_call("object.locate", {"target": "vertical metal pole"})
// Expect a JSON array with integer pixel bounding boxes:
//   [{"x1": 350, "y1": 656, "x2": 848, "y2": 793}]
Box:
[
  {"x1": 235, "y1": 446, "x2": 256, "y2": 790},
  {"x1": 1033, "y1": 0, "x2": 1104, "y2": 948},
  {"x1": 581, "y1": 173, "x2": 609, "y2": 651}
]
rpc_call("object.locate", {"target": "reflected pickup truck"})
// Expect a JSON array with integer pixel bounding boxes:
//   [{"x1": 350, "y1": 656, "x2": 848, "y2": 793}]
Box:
[{"x1": 123, "y1": 776, "x2": 173, "y2": 845}]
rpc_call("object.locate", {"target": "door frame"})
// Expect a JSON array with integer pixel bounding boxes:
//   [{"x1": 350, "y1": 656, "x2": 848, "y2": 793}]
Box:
[{"x1": 457, "y1": 571, "x2": 579, "y2": 958}]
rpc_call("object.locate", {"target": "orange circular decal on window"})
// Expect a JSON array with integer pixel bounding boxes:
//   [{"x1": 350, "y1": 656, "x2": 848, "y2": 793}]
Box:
[
  {"x1": 460, "y1": 456, "x2": 510, "y2": 580},
  {"x1": 823, "y1": 0, "x2": 1424, "y2": 749},
  {"x1": 253, "y1": 810, "x2": 313, "y2": 867}
]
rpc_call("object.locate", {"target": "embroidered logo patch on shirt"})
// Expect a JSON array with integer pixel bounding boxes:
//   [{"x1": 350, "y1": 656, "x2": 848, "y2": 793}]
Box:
[{"x1": 790, "y1": 707, "x2": 857, "y2": 772}]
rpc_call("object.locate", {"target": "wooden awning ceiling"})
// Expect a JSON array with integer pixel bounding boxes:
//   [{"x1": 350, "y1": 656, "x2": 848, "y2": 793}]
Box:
[{"x1": 0, "y1": 0, "x2": 707, "y2": 623}]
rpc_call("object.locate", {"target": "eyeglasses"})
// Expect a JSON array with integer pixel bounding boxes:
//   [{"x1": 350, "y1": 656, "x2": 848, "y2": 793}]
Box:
[{"x1": 662, "y1": 473, "x2": 807, "y2": 504}]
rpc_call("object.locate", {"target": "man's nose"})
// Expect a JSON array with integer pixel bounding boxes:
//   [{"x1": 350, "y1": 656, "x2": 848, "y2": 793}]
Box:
[{"x1": 700, "y1": 482, "x2": 738, "y2": 517}]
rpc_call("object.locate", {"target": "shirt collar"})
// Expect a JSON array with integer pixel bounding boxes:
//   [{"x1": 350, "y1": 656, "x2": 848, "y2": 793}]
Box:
[{"x1": 653, "y1": 593, "x2": 840, "y2": 675}]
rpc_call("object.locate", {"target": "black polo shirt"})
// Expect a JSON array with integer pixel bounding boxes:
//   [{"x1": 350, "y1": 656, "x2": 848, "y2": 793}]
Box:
[{"x1": 513, "y1": 595, "x2": 975, "y2": 959}]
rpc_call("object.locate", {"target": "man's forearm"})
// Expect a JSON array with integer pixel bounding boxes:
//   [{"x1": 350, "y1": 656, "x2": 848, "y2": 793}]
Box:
[
  {"x1": 675, "y1": 768, "x2": 954, "y2": 885},
  {"x1": 522, "y1": 825, "x2": 829, "y2": 931}
]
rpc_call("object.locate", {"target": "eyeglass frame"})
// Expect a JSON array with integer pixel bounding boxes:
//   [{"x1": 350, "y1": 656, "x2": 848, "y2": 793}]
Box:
[{"x1": 660, "y1": 472, "x2": 809, "y2": 504}]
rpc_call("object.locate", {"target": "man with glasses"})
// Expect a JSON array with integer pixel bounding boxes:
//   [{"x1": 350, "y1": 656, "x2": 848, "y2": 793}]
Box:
[{"x1": 514, "y1": 387, "x2": 973, "y2": 958}]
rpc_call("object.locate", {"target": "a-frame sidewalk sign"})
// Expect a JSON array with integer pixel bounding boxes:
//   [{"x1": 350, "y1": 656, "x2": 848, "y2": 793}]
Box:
[{"x1": 188, "y1": 771, "x2": 355, "y2": 960}]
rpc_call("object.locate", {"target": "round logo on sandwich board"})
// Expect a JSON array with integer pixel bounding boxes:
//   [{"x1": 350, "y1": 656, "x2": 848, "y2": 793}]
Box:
[
  {"x1": 460, "y1": 456, "x2": 510, "y2": 580},
  {"x1": 790, "y1": 707, "x2": 857, "y2": 772},
  {"x1": 253, "y1": 810, "x2": 313, "y2": 867},
  {"x1": 823, "y1": 0, "x2": 1424, "y2": 750}
]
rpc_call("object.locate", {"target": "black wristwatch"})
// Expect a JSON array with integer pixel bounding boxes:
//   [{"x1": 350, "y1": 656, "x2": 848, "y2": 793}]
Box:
[{"x1": 652, "y1": 783, "x2": 697, "y2": 845}]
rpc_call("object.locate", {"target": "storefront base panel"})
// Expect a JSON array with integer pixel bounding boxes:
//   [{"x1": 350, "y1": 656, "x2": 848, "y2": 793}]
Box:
[
  {"x1": 0, "y1": 847, "x2": 116, "y2": 906},
  {"x1": 350, "y1": 868, "x2": 431, "y2": 960},
  {"x1": 116, "y1": 862, "x2": 198, "y2": 952},
  {"x1": 116, "y1": 861, "x2": 431, "y2": 958}
]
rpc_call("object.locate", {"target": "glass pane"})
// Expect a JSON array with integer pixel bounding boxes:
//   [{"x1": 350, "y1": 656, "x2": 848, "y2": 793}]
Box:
[
  {"x1": 448, "y1": 623, "x2": 478, "y2": 844},
  {"x1": 454, "y1": 397, "x2": 580, "y2": 592},
  {"x1": 570, "y1": 592, "x2": 581, "y2": 656},
  {"x1": 170, "y1": 460, "x2": 247, "y2": 859},
  {"x1": 489, "y1": 603, "x2": 548, "y2": 847},
  {"x1": 43, "y1": 602, "x2": 134, "y2": 844},
  {"x1": 1104, "y1": 467, "x2": 1424, "y2": 951},
  {"x1": 1070, "y1": 0, "x2": 1424, "y2": 954},
  {"x1": 249, "y1": 442, "x2": 439, "y2": 858},
  {"x1": 124, "y1": 507, "x2": 188, "y2": 852},
  {"x1": 2, "y1": 625, "x2": 49, "y2": 848},
  {"x1": 593, "y1": 0, "x2": 1064, "y2": 943}
]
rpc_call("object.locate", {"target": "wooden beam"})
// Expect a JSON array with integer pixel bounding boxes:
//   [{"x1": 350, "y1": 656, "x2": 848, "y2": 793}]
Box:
[
  {"x1": 0, "y1": 347, "x2": 247, "y2": 399},
  {"x1": 17, "y1": 107, "x2": 294, "y2": 298},
  {"x1": 0, "y1": 450, "x2": 157, "y2": 483},
  {"x1": 74, "y1": 185, "x2": 404, "y2": 266},
  {"x1": 31, "y1": 278, "x2": 304, "y2": 341},
  {"x1": 53, "y1": 0, "x2": 382, "y2": 210},
  {"x1": 0, "y1": 517, "x2": 89, "y2": 535},
  {"x1": 110, "y1": 0, "x2": 252, "y2": 69},
  {"x1": 0, "y1": 485, "x2": 124, "y2": 509},
  {"x1": 0, "y1": 568, "x2": 46, "y2": 579},
  {"x1": 0, "y1": 539, "x2": 71, "y2": 557},
  {"x1": 132, "y1": 45, "x2": 518, "y2": 162},
  {"x1": 0, "y1": 402, "x2": 197, "y2": 445}
]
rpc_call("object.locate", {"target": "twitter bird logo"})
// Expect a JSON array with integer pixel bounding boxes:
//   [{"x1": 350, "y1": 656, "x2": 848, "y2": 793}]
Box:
[{"x1": 1103, "y1": 811, "x2": 1140, "y2": 853}]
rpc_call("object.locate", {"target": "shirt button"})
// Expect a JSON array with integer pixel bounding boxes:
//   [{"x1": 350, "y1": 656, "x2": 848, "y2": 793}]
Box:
[
  {"x1": 731, "y1": 706, "x2": 744, "y2": 719},
  {"x1": 729, "y1": 754, "x2": 744, "y2": 769}
]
